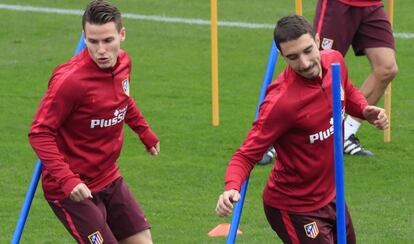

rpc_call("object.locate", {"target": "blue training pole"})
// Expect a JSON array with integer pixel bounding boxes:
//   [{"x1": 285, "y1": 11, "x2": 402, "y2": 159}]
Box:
[
  {"x1": 74, "y1": 34, "x2": 86, "y2": 55},
  {"x1": 11, "y1": 34, "x2": 86, "y2": 244},
  {"x1": 11, "y1": 160, "x2": 42, "y2": 244},
  {"x1": 331, "y1": 63, "x2": 347, "y2": 244},
  {"x1": 227, "y1": 41, "x2": 279, "y2": 244}
]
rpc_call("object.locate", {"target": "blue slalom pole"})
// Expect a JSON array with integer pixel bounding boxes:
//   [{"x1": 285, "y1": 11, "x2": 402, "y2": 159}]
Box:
[
  {"x1": 74, "y1": 34, "x2": 86, "y2": 55},
  {"x1": 227, "y1": 41, "x2": 279, "y2": 244},
  {"x1": 11, "y1": 160, "x2": 42, "y2": 244},
  {"x1": 12, "y1": 34, "x2": 86, "y2": 244},
  {"x1": 226, "y1": 177, "x2": 249, "y2": 244},
  {"x1": 331, "y1": 63, "x2": 346, "y2": 244},
  {"x1": 255, "y1": 41, "x2": 279, "y2": 119}
]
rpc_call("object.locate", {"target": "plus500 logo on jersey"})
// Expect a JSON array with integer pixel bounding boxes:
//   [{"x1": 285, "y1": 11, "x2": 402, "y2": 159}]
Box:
[
  {"x1": 309, "y1": 109, "x2": 345, "y2": 144},
  {"x1": 309, "y1": 120, "x2": 334, "y2": 144},
  {"x1": 90, "y1": 106, "x2": 128, "y2": 128}
]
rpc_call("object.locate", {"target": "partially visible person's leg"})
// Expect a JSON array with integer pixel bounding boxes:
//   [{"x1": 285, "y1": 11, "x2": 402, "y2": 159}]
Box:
[
  {"x1": 331, "y1": 203, "x2": 356, "y2": 243},
  {"x1": 48, "y1": 196, "x2": 118, "y2": 243},
  {"x1": 105, "y1": 177, "x2": 152, "y2": 244},
  {"x1": 264, "y1": 203, "x2": 336, "y2": 243},
  {"x1": 345, "y1": 205, "x2": 356, "y2": 244},
  {"x1": 264, "y1": 200, "x2": 356, "y2": 244},
  {"x1": 314, "y1": 0, "x2": 372, "y2": 156},
  {"x1": 313, "y1": 0, "x2": 359, "y2": 56},
  {"x1": 360, "y1": 47, "x2": 398, "y2": 105},
  {"x1": 344, "y1": 47, "x2": 397, "y2": 155},
  {"x1": 264, "y1": 203, "x2": 301, "y2": 243},
  {"x1": 344, "y1": 4, "x2": 398, "y2": 156}
]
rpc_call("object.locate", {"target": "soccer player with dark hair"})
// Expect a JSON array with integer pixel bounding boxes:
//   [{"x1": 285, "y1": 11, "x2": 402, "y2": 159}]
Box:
[
  {"x1": 215, "y1": 15, "x2": 388, "y2": 243},
  {"x1": 314, "y1": 0, "x2": 398, "y2": 156},
  {"x1": 29, "y1": 1, "x2": 158, "y2": 243}
]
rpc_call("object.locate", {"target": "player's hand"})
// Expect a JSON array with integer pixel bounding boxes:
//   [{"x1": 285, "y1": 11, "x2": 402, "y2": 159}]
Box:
[
  {"x1": 147, "y1": 142, "x2": 160, "y2": 156},
  {"x1": 70, "y1": 183, "x2": 93, "y2": 202},
  {"x1": 215, "y1": 189, "x2": 240, "y2": 217},
  {"x1": 362, "y1": 105, "x2": 388, "y2": 130}
]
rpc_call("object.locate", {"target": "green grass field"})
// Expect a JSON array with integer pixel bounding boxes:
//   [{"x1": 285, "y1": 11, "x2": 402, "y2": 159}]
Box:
[{"x1": 1, "y1": 0, "x2": 413, "y2": 243}]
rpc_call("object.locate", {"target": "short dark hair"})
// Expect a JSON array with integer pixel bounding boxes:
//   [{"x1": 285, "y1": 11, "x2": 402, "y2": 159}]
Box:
[
  {"x1": 274, "y1": 15, "x2": 315, "y2": 54},
  {"x1": 82, "y1": 0, "x2": 123, "y2": 32}
]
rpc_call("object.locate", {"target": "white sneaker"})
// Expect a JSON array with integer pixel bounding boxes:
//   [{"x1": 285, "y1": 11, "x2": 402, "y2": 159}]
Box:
[
  {"x1": 344, "y1": 134, "x2": 373, "y2": 156},
  {"x1": 257, "y1": 147, "x2": 276, "y2": 165}
]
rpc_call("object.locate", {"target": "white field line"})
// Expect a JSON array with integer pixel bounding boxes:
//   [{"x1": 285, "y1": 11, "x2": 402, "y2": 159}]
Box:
[{"x1": 0, "y1": 3, "x2": 413, "y2": 39}]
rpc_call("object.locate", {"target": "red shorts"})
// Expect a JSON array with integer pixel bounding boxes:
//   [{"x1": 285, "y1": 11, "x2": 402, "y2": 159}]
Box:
[
  {"x1": 48, "y1": 177, "x2": 150, "y2": 243},
  {"x1": 263, "y1": 200, "x2": 356, "y2": 244},
  {"x1": 313, "y1": 0, "x2": 395, "y2": 56}
]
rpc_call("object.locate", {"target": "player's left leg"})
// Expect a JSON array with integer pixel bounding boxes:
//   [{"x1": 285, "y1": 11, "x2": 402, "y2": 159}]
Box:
[
  {"x1": 360, "y1": 47, "x2": 398, "y2": 106},
  {"x1": 344, "y1": 47, "x2": 398, "y2": 156},
  {"x1": 344, "y1": 4, "x2": 398, "y2": 156},
  {"x1": 104, "y1": 177, "x2": 152, "y2": 243}
]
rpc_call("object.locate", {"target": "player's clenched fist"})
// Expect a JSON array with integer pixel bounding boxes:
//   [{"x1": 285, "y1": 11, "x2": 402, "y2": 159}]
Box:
[
  {"x1": 215, "y1": 189, "x2": 240, "y2": 217},
  {"x1": 70, "y1": 183, "x2": 93, "y2": 202},
  {"x1": 362, "y1": 105, "x2": 389, "y2": 130}
]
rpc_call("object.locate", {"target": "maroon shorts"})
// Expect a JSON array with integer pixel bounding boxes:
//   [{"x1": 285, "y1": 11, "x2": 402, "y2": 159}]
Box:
[
  {"x1": 313, "y1": 0, "x2": 394, "y2": 56},
  {"x1": 263, "y1": 200, "x2": 356, "y2": 244},
  {"x1": 48, "y1": 177, "x2": 150, "y2": 243}
]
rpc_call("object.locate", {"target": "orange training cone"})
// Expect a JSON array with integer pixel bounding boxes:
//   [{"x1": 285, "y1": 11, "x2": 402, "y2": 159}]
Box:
[{"x1": 208, "y1": 223, "x2": 243, "y2": 237}]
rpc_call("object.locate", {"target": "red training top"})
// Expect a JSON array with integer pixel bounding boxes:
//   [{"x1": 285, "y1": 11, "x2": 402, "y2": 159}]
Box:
[
  {"x1": 225, "y1": 50, "x2": 368, "y2": 212},
  {"x1": 29, "y1": 49, "x2": 159, "y2": 200},
  {"x1": 338, "y1": 0, "x2": 382, "y2": 7}
]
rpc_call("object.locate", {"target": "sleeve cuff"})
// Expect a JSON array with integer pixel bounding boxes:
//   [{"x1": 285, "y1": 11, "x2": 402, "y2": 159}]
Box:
[
  {"x1": 139, "y1": 128, "x2": 159, "y2": 149},
  {"x1": 355, "y1": 104, "x2": 368, "y2": 120},
  {"x1": 61, "y1": 177, "x2": 83, "y2": 198},
  {"x1": 225, "y1": 182, "x2": 241, "y2": 192}
]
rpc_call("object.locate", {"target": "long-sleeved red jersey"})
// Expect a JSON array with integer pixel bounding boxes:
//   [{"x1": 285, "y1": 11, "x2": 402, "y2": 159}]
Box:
[
  {"x1": 29, "y1": 49, "x2": 159, "y2": 200},
  {"x1": 225, "y1": 50, "x2": 368, "y2": 213}
]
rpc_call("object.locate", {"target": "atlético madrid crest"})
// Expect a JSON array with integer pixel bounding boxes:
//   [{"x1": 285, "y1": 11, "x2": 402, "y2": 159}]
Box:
[
  {"x1": 122, "y1": 78, "x2": 130, "y2": 96},
  {"x1": 321, "y1": 38, "x2": 333, "y2": 50},
  {"x1": 88, "y1": 231, "x2": 103, "y2": 244},
  {"x1": 304, "y1": 221, "x2": 319, "y2": 239}
]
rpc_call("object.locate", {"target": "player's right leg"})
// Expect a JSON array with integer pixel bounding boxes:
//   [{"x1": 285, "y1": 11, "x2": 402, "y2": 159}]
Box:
[
  {"x1": 263, "y1": 201, "x2": 356, "y2": 244},
  {"x1": 48, "y1": 197, "x2": 117, "y2": 243},
  {"x1": 105, "y1": 178, "x2": 152, "y2": 244}
]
